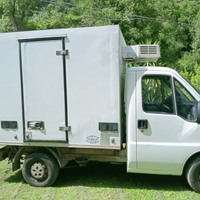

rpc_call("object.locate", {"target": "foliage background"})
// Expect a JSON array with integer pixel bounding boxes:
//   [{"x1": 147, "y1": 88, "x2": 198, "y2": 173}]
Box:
[{"x1": 1, "y1": 0, "x2": 200, "y2": 90}]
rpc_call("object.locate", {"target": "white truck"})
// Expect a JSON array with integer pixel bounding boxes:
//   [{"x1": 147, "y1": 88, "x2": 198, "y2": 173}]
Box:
[{"x1": 0, "y1": 25, "x2": 200, "y2": 192}]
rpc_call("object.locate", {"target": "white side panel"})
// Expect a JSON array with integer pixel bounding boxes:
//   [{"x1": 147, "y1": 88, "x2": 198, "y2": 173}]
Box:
[
  {"x1": 125, "y1": 71, "x2": 137, "y2": 171},
  {"x1": 21, "y1": 39, "x2": 66, "y2": 141},
  {"x1": 0, "y1": 25, "x2": 124, "y2": 148},
  {"x1": 0, "y1": 33, "x2": 23, "y2": 143},
  {"x1": 65, "y1": 26, "x2": 122, "y2": 148}
]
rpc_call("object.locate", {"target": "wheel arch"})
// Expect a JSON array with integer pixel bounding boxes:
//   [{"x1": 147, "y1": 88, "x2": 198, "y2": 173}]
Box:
[
  {"x1": 45, "y1": 147, "x2": 63, "y2": 168},
  {"x1": 12, "y1": 146, "x2": 63, "y2": 171},
  {"x1": 183, "y1": 151, "x2": 200, "y2": 174}
]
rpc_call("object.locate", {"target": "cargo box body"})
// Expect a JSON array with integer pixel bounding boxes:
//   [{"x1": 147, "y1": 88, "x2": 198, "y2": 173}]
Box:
[{"x1": 0, "y1": 25, "x2": 126, "y2": 149}]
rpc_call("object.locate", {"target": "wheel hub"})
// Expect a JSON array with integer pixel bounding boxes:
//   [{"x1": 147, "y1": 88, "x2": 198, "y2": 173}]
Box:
[{"x1": 30, "y1": 162, "x2": 48, "y2": 180}]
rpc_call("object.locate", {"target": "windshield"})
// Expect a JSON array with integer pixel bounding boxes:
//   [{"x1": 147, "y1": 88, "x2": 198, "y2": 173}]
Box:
[{"x1": 179, "y1": 73, "x2": 200, "y2": 95}]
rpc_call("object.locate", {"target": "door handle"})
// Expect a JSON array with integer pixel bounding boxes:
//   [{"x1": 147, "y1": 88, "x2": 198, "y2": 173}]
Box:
[
  {"x1": 27, "y1": 121, "x2": 44, "y2": 130},
  {"x1": 138, "y1": 120, "x2": 148, "y2": 129}
]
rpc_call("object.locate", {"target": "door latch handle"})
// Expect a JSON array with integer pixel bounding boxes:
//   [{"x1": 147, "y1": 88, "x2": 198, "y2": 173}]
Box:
[
  {"x1": 138, "y1": 120, "x2": 148, "y2": 129},
  {"x1": 27, "y1": 121, "x2": 44, "y2": 130}
]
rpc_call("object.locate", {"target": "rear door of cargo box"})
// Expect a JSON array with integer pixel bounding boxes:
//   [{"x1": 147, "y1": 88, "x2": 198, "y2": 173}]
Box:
[{"x1": 19, "y1": 37, "x2": 68, "y2": 142}]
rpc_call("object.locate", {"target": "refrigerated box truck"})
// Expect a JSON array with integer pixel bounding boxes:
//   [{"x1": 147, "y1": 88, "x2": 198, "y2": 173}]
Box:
[{"x1": 1, "y1": 25, "x2": 200, "y2": 192}]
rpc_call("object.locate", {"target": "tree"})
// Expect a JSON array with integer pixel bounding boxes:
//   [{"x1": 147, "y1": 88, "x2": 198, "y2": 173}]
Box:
[
  {"x1": 0, "y1": 0, "x2": 45, "y2": 32},
  {"x1": 176, "y1": 0, "x2": 200, "y2": 83}
]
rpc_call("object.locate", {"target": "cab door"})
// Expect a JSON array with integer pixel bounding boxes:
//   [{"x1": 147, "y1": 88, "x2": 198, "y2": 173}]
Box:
[{"x1": 136, "y1": 71, "x2": 199, "y2": 173}]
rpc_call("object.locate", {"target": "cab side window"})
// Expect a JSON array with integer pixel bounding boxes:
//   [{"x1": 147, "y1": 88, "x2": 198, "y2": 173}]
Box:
[
  {"x1": 142, "y1": 76, "x2": 174, "y2": 113},
  {"x1": 174, "y1": 79, "x2": 197, "y2": 122}
]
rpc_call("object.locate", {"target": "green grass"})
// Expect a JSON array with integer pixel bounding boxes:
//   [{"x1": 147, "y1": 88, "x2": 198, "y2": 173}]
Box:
[{"x1": 0, "y1": 160, "x2": 200, "y2": 200}]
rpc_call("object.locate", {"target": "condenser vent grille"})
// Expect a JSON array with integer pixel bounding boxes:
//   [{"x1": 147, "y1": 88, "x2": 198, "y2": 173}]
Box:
[
  {"x1": 122, "y1": 45, "x2": 160, "y2": 62},
  {"x1": 140, "y1": 46, "x2": 157, "y2": 54}
]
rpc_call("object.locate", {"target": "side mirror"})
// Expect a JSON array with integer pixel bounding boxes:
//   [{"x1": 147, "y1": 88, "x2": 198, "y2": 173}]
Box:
[{"x1": 197, "y1": 101, "x2": 200, "y2": 124}]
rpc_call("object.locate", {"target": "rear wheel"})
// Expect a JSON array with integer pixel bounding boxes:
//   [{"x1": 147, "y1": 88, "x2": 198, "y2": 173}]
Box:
[
  {"x1": 22, "y1": 152, "x2": 59, "y2": 187},
  {"x1": 186, "y1": 157, "x2": 200, "y2": 192}
]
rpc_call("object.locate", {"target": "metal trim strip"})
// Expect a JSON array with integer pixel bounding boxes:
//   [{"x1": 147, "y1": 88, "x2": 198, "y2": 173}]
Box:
[
  {"x1": 62, "y1": 37, "x2": 69, "y2": 143},
  {"x1": 18, "y1": 42, "x2": 26, "y2": 142},
  {"x1": 17, "y1": 35, "x2": 67, "y2": 42}
]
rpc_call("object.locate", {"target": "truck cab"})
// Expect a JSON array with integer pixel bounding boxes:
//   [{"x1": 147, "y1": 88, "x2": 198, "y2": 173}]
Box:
[{"x1": 125, "y1": 67, "x2": 200, "y2": 191}]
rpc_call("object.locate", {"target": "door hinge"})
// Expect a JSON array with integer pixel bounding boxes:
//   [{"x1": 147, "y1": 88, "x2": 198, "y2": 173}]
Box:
[
  {"x1": 56, "y1": 49, "x2": 68, "y2": 56},
  {"x1": 59, "y1": 126, "x2": 71, "y2": 131}
]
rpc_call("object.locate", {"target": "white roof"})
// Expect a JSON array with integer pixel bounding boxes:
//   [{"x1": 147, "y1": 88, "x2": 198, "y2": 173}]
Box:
[{"x1": 126, "y1": 66, "x2": 179, "y2": 75}]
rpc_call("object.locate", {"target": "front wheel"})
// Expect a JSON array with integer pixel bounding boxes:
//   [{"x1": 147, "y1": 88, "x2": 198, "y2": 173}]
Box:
[
  {"x1": 22, "y1": 152, "x2": 59, "y2": 187},
  {"x1": 186, "y1": 157, "x2": 200, "y2": 192}
]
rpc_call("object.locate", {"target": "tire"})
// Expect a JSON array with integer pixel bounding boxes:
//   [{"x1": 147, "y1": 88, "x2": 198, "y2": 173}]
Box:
[
  {"x1": 186, "y1": 157, "x2": 200, "y2": 192},
  {"x1": 22, "y1": 152, "x2": 59, "y2": 187}
]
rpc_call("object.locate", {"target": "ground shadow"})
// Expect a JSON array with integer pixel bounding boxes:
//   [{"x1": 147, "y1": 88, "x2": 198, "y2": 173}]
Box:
[
  {"x1": 5, "y1": 169, "x2": 24, "y2": 183},
  {"x1": 55, "y1": 162, "x2": 190, "y2": 192},
  {"x1": 5, "y1": 162, "x2": 191, "y2": 192}
]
